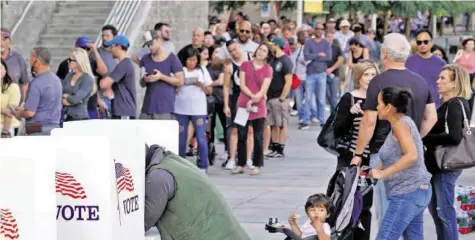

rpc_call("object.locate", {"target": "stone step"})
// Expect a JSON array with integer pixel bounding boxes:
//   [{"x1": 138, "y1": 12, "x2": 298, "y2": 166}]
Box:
[
  {"x1": 45, "y1": 23, "x2": 106, "y2": 30},
  {"x1": 38, "y1": 34, "x2": 96, "y2": 45},
  {"x1": 57, "y1": 1, "x2": 113, "y2": 6},
  {"x1": 43, "y1": 27, "x2": 99, "y2": 36},
  {"x1": 50, "y1": 15, "x2": 106, "y2": 25},
  {"x1": 53, "y1": 10, "x2": 112, "y2": 17}
]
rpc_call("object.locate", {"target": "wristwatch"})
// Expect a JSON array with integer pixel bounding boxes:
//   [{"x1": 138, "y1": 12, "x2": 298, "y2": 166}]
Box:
[{"x1": 353, "y1": 153, "x2": 364, "y2": 158}]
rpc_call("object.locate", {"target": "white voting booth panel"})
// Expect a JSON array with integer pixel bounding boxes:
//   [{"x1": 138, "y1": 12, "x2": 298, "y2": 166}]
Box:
[
  {"x1": 63, "y1": 120, "x2": 179, "y2": 154},
  {"x1": 52, "y1": 126, "x2": 145, "y2": 240},
  {"x1": 0, "y1": 137, "x2": 57, "y2": 240},
  {"x1": 49, "y1": 135, "x2": 116, "y2": 240}
]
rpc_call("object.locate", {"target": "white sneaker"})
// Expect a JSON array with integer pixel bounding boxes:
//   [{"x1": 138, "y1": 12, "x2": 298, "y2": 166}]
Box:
[
  {"x1": 225, "y1": 159, "x2": 236, "y2": 170},
  {"x1": 247, "y1": 160, "x2": 255, "y2": 169},
  {"x1": 199, "y1": 169, "x2": 208, "y2": 174},
  {"x1": 290, "y1": 110, "x2": 298, "y2": 116},
  {"x1": 220, "y1": 152, "x2": 229, "y2": 160}
]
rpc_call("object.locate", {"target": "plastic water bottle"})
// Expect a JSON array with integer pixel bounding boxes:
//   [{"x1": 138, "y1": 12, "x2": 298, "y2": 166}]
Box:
[{"x1": 358, "y1": 171, "x2": 367, "y2": 189}]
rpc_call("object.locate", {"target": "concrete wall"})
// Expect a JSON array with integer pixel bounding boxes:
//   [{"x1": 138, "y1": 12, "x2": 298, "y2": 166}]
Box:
[
  {"x1": 127, "y1": 0, "x2": 209, "y2": 115},
  {"x1": 1, "y1": 0, "x2": 30, "y2": 31},
  {"x1": 4, "y1": 0, "x2": 57, "y2": 60}
]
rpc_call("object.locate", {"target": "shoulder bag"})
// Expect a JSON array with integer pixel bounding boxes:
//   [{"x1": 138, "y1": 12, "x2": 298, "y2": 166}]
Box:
[
  {"x1": 435, "y1": 99, "x2": 475, "y2": 170},
  {"x1": 317, "y1": 93, "x2": 354, "y2": 156},
  {"x1": 291, "y1": 46, "x2": 302, "y2": 90}
]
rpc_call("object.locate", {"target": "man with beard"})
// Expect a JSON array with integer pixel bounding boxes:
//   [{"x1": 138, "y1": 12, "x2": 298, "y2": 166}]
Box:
[
  {"x1": 133, "y1": 23, "x2": 175, "y2": 64},
  {"x1": 144, "y1": 144, "x2": 250, "y2": 240},
  {"x1": 219, "y1": 21, "x2": 258, "y2": 61}
]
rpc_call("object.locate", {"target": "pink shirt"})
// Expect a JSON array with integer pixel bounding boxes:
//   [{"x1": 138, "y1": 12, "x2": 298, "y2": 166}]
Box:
[
  {"x1": 458, "y1": 51, "x2": 475, "y2": 74},
  {"x1": 237, "y1": 61, "x2": 273, "y2": 120}
]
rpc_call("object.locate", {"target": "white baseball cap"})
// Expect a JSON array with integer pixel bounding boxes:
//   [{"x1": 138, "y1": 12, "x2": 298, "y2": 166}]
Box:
[{"x1": 340, "y1": 20, "x2": 351, "y2": 28}]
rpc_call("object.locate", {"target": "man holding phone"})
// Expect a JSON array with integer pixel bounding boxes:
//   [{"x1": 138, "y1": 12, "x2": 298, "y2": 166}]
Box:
[{"x1": 139, "y1": 36, "x2": 184, "y2": 120}]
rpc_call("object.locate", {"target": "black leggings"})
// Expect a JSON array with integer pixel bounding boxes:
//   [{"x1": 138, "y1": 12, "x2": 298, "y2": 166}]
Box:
[
  {"x1": 237, "y1": 117, "x2": 265, "y2": 167},
  {"x1": 211, "y1": 102, "x2": 227, "y2": 151}
]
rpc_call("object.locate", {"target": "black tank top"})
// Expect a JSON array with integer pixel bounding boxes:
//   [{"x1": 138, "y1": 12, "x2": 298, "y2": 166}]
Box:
[
  {"x1": 352, "y1": 50, "x2": 365, "y2": 64},
  {"x1": 229, "y1": 61, "x2": 241, "y2": 97}
]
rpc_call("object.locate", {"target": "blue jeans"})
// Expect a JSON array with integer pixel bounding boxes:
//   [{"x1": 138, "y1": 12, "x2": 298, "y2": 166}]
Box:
[
  {"x1": 326, "y1": 75, "x2": 339, "y2": 110},
  {"x1": 295, "y1": 79, "x2": 307, "y2": 123},
  {"x1": 428, "y1": 170, "x2": 462, "y2": 240},
  {"x1": 175, "y1": 114, "x2": 208, "y2": 170},
  {"x1": 377, "y1": 185, "x2": 432, "y2": 240},
  {"x1": 303, "y1": 72, "x2": 326, "y2": 124}
]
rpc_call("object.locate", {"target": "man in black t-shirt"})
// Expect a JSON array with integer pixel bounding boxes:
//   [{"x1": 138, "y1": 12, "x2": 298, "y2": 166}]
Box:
[
  {"x1": 267, "y1": 37, "x2": 293, "y2": 158},
  {"x1": 350, "y1": 33, "x2": 437, "y2": 228}
]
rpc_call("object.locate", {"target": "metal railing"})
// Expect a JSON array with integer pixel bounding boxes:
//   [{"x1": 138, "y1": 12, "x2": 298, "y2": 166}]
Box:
[
  {"x1": 9, "y1": 0, "x2": 34, "y2": 37},
  {"x1": 95, "y1": 0, "x2": 142, "y2": 46}
]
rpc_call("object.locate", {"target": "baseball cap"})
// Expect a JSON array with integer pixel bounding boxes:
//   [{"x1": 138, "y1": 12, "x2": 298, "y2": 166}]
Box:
[
  {"x1": 271, "y1": 37, "x2": 286, "y2": 49},
  {"x1": 340, "y1": 20, "x2": 351, "y2": 28},
  {"x1": 104, "y1": 35, "x2": 130, "y2": 48},
  {"x1": 1, "y1": 28, "x2": 11, "y2": 38},
  {"x1": 75, "y1": 36, "x2": 91, "y2": 48}
]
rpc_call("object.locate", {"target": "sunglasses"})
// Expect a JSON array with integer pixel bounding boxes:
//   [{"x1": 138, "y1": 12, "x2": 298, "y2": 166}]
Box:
[
  {"x1": 240, "y1": 29, "x2": 251, "y2": 34},
  {"x1": 416, "y1": 40, "x2": 430, "y2": 45},
  {"x1": 68, "y1": 58, "x2": 76, "y2": 63}
]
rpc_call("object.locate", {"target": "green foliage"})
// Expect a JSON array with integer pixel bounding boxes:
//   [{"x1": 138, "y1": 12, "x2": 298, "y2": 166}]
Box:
[{"x1": 210, "y1": 1, "x2": 246, "y2": 14}]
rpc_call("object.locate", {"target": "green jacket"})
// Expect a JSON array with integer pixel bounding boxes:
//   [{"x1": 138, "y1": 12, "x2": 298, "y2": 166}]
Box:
[{"x1": 147, "y1": 151, "x2": 251, "y2": 240}]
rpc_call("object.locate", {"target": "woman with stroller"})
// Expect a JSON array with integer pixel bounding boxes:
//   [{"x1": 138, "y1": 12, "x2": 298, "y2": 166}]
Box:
[
  {"x1": 371, "y1": 87, "x2": 432, "y2": 239},
  {"x1": 423, "y1": 64, "x2": 472, "y2": 240},
  {"x1": 333, "y1": 60, "x2": 379, "y2": 240}
]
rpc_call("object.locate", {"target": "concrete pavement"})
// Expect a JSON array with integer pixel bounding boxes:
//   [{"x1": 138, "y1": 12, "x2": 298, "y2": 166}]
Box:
[{"x1": 207, "y1": 117, "x2": 475, "y2": 240}]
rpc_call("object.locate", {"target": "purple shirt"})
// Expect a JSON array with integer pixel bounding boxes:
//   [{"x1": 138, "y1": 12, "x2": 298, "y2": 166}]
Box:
[
  {"x1": 406, "y1": 54, "x2": 446, "y2": 107},
  {"x1": 140, "y1": 53, "x2": 183, "y2": 114},
  {"x1": 24, "y1": 72, "x2": 62, "y2": 125},
  {"x1": 303, "y1": 38, "x2": 332, "y2": 75}
]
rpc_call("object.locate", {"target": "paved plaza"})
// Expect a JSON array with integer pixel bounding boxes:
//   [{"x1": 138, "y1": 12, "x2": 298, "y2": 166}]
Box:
[{"x1": 207, "y1": 117, "x2": 475, "y2": 240}]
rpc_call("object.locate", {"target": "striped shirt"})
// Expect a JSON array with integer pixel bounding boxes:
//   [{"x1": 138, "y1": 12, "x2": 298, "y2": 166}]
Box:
[{"x1": 348, "y1": 96, "x2": 371, "y2": 158}]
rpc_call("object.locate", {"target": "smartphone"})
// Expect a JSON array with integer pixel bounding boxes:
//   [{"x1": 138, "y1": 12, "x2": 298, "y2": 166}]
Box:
[{"x1": 9, "y1": 104, "x2": 16, "y2": 112}]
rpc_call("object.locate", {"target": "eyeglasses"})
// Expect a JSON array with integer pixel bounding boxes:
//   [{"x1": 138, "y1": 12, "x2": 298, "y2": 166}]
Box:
[
  {"x1": 68, "y1": 58, "x2": 76, "y2": 63},
  {"x1": 416, "y1": 40, "x2": 430, "y2": 45},
  {"x1": 240, "y1": 29, "x2": 251, "y2": 34}
]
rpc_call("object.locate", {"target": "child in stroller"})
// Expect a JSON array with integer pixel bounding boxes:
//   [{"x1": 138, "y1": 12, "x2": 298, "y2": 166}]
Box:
[
  {"x1": 288, "y1": 193, "x2": 332, "y2": 240},
  {"x1": 265, "y1": 165, "x2": 375, "y2": 240}
]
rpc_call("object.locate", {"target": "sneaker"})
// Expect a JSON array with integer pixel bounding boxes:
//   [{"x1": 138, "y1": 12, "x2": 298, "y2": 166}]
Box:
[
  {"x1": 290, "y1": 110, "x2": 298, "y2": 116},
  {"x1": 270, "y1": 152, "x2": 284, "y2": 158},
  {"x1": 199, "y1": 169, "x2": 208, "y2": 174},
  {"x1": 246, "y1": 160, "x2": 254, "y2": 169},
  {"x1": 311, "y1": 118, "x2": 320, "y2": 124},
  {"x1": 298, "y1": 123, "x2": 309, "y2": 130},
  {"x1": 219, "y1": 152, "x2": 229, "y2": 160},
  {"x1": 231, "y1": 166, "x2": 245, "y2": 174},
  {"x1": 225, "y1": 159, "x2": 236, "y2": 170},
  {"x1": 265, "y1": 151, "x2": 276, "y2": 158}
]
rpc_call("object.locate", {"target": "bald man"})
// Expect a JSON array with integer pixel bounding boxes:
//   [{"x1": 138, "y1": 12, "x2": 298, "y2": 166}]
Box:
[
  {"x1": 177, "y1": 27, "x2": 205, "y2": 64},
  {"x1": 218, "y1": 21, "x2": 258, "y2": 61}
]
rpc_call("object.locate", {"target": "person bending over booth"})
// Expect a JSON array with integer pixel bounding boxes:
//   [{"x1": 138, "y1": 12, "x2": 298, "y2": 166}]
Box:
[{"x1": 144, "y1": 144, "x2": 250, "y2": 240}]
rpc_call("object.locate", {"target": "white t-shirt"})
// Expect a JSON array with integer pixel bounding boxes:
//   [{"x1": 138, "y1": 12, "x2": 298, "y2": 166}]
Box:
[
  {"x1": 219, "y1": 40, "x2": 258, "y2": 60},
  {"x1": 174, "y1": 67, "x2": 212, "y2": 116},
  {"x1": 300, "y1": 220, "x2": 331, "y2": 239}
]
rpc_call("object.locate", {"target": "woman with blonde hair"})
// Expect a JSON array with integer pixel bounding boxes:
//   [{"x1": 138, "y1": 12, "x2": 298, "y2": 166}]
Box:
[
  {"x1": 333, "y1": 60, "x2": 380, "y2": 240},
  {"x1": 423, "y1": 64, "x2": 473, "y2": 240},
  {"x1": 61, "y1": 48, "x2": 95, "y2": 122}
]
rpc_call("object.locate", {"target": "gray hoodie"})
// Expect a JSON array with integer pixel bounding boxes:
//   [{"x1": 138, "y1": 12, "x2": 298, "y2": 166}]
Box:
[{"x1": 144, "y1": 145, "x2": 176, "y2": 232}]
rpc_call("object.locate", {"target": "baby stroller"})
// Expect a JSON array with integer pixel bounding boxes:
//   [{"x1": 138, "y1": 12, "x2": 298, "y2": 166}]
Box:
[{"x1": 265, "y1": 165, "x2": 376, "y2": 240}]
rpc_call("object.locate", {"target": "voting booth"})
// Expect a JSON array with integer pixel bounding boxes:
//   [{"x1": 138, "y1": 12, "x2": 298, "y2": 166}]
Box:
[
  {"x1": 63, "y1": 120, "x2": 179, "y2": 154},
  {"x1": 53, "y1": 123, "x2": 146, "y2": 240},
  {"x1": 0, "y1": 137, "x2": 57, "y2": 240}
]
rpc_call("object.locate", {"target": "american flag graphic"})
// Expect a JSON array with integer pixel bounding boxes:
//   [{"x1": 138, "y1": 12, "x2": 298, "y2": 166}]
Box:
[
  {"x1": 55, "y1": 172, "x2": 87, "y2": 199},
  {"x1": 0, "y1": 208, "x2": 20, "y2": 240},
  {"x1": 115, "y1": 163, "x2": 135, "y2": 194}
]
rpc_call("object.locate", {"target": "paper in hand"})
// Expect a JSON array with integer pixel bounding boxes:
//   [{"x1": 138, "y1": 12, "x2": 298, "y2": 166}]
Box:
[{"x1": 234, "y1": 107, "x2": 249, "y2": 126}]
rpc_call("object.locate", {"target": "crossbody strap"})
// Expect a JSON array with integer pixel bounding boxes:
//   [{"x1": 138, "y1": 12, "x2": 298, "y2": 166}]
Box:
[{"x1": 294, "y1": 46, "x2": 303, "y2": 72}]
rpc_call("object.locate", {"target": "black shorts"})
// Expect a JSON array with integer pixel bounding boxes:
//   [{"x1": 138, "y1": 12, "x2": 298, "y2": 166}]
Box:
[{"x1": 226, "y1": 94, "x2": 239, "y2": 129}]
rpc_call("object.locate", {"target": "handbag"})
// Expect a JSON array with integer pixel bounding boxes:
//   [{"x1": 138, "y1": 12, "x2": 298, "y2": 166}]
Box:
[
  {"x1": 291, "y1": 46, "x2": 303, "y2": 90},
  {"x1": 435, "y1": 99, "x2": 475, "y2": 170},
  {"x1": 317, "y1": 94, "x2": 354, "y2": 156}
]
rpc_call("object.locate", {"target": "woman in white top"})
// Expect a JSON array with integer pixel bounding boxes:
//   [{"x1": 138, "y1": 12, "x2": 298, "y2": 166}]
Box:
[{"x1": 175, "y1": 48, "x2": 212, "y2": 173}]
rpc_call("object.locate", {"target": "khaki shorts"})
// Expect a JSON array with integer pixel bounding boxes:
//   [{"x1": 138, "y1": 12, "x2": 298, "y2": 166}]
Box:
[{"x1": 266, "y1": 98, "x2": 290, "y2": 127}]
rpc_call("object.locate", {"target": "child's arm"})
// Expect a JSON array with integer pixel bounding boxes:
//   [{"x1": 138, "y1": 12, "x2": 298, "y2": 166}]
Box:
[{"x1": 288, "y1": 214, "x2": 302, "y2": 237}]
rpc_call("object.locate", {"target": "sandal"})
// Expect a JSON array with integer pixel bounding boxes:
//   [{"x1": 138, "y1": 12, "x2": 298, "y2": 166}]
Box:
[
  {"x1": 251, "y1": 167, "x2": 260, "y2": 176},
  {"x1": 231, "y1": 166, "x2": 245, "y2": 174}
]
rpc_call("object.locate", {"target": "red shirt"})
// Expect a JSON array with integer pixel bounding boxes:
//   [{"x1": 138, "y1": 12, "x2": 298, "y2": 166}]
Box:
[
  {"x1": 284, "y1": 40, "x2": 292, "y2": 56},
  {"x1": 237, "y1": 61, "x2": 273, "y2": 120}
]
